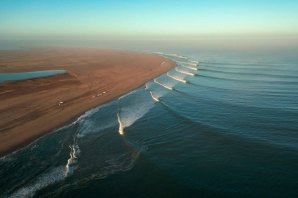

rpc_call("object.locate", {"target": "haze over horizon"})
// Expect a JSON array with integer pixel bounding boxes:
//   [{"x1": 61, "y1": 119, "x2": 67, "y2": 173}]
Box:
[{"x1": 0, "y1": 0, "x2": 297, "y2": 41}]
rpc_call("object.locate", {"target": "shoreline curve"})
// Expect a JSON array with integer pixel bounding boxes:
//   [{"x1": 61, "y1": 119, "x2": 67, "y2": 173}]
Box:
[{"x1": 0, "y1": 48, "x2": 176, "y2": 156}]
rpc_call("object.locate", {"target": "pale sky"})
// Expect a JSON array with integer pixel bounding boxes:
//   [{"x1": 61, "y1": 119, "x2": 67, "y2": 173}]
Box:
[{"x1": 0, "y1": 0, "x2": 297, "y2": 40}]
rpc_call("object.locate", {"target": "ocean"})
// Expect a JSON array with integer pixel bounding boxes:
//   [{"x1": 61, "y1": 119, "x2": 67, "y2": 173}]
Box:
[{"x1": 1, "y1": 47, "x2": 298, "y2": 197}]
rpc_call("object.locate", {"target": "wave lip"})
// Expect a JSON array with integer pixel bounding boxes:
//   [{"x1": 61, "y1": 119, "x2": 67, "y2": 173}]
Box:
[
  {"x1": 65, "y1": 144, "x2": 80, "y2": 176},
  {"x1": 167, "y1": 72, "x2": 187, "y2": 84},
  {"x1": 154, "y1": 79, "x2": 173, "y2": 90},
  {"x1": 117, "y1": 89, "x2": 154, "y2": 135},
  {"x1": 149, "y1": 91, "x2": 159, "y2": 102},
  {"x1": 117, "y1": 112, "x2": 124, "y2": 135},
  {"x1": 180, "y1": 65, "x2": 198, "y2": 71},
  {"x1": 177, "y1": 61, "x2": 198, "y2": 67},
  {"x1": 175, "y1": 68, "x2": 195, "y2": 76}
]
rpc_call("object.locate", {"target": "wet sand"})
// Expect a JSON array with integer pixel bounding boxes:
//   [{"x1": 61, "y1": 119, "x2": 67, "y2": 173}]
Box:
[{"x1": 0, "y1": 48, "x2": 175, "y2": 156}]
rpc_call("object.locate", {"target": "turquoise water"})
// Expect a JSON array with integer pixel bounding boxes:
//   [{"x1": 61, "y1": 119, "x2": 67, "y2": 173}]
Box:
[
  {"x1": 0, "y1": 70, "x2": 66, "y2": 84},
  {"x1": 1, "y1": 49, "x2": 298, "y2": 197}
]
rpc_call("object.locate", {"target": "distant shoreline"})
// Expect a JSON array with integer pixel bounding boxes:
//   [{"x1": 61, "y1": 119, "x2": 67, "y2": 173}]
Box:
[{"x1": 0, "y1": 48, "x2": 176, "y2": 156}]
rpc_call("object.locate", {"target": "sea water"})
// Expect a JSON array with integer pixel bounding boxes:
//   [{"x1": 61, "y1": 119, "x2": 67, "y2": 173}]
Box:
[
  {"x1": 0, "y1": 70, "x2": 66, "y2": 84},
  {"x1": 1, "y1": 48, "x2": 298, "y2": 197}
]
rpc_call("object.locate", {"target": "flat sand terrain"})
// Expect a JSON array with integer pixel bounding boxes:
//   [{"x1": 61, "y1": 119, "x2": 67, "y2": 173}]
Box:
[{"x1": 0, "y1": 48, "x2": 175, "y2": 156}]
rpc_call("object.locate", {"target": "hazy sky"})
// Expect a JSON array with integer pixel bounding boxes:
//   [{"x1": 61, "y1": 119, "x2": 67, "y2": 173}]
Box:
[{"x1": 0, "y1": 0, "x2": 297, "y2": 40}]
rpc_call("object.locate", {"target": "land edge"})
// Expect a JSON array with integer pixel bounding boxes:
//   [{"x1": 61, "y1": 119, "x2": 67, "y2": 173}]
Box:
[{"x1": 0, "y1": 51, "x2": 176, "y2": 157}]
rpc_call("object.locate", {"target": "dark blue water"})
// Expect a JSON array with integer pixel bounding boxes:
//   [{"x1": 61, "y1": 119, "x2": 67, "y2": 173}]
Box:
[
  {"x1": 1, "y1": 49, "x2": 298, "y2": 197},
  {"x1": 0, "y1": 70, "x2": 66, "y2": 84}
]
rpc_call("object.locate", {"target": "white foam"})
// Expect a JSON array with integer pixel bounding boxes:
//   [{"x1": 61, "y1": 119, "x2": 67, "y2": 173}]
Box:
[
  {"x1": 177, "y1": 61, "x2": 197, "y2": 66},
  {"x1": 175, "y1": 68, "x2": 195, "y2": 76},
  {"x1": 1, "y1": 104, "x2": 105, "y2": 161},
  {"x1": 65, "y1": 144, "x2": 80, "y2": 176},
  {"x1": 76, "y1": 113, "x2": 116, "y2": 138},
  {"x1": 149, "y1": 91, "x2": 159, "y2": 102},
  {"x1": 79, "y1": 149, "x2": 142, "y2": 183},
  {"x1": 180, "y1": 65, "x2": 198, "y2": 71},
  {"x1": 167, "y1": 72, "x2": 187, "y2": 83},
  {"x1": 153, "y1": 79, "x2": 173, "y2": 90},
  {"x1": 153, "y1": 51, "x2": 164, "y2": 55},
  {"x1": 167, "y1": 53, "x2": 188, "y2": 59},
  {"x1": 117, "y1": 91, "x2": 154, "y2": 134},
  {"x1": 117, "y1": 112, "x2": 124, "y2": 135},
  {"x1": 118, "y1": 89, "x2": 138, "y2": 100},
  {"x1": 61, "y1": 101, "x2": 115, "y2": 132},
  {"x1": 10, "y1": 166, "x2": 66, "y2": 198}
]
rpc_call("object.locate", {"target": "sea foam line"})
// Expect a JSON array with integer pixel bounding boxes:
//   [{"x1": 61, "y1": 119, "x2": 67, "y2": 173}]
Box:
[
  {"x1": 149, "y1": 91, "x2": 159, "y2": 102},
  {"x1": 65, "y1": 144, "x2": 80, "y2": 176},
  {"x1": 177, "y1": 61, "x2": 198, "y2": 66},
  {"x1": 166, "y1": 72, "x2": 187, "y2": 83},
  {"x1": 175, "y1": 68, "x2": 195, "y2": 76},
  {"x1": 10, "y1": 166, "x2": 66, "y2": 198},
  {"x1": 180, "y1": 65, "x2": 198, "y2": 71},
  {"x1": 117, "y1": 89, "x2": 155, "y2": 135},
  {"x1": 167, "y1": 53, "x2": 188, "y2": 59},
  {"x1": 153, "y1": 79, "x2": 173, "y2": 90},
  {"x1": 117, "y1": 112, "x2": 124, "y2": 135}
]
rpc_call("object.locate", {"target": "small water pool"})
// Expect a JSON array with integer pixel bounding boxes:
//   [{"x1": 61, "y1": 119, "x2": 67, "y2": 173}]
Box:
[{"x1": 0, "y1": 70, "x2": 66, "y2": 84}]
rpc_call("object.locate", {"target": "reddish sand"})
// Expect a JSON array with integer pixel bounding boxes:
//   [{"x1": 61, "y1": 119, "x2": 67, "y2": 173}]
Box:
[{"x1": 0, "y1": 48, "x2": 175, "y2": 156}]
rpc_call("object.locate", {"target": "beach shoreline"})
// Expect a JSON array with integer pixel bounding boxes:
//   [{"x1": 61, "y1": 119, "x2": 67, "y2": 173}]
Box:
[{"x1": 0, "y1": 48, "x2": 175, "y2": 157}]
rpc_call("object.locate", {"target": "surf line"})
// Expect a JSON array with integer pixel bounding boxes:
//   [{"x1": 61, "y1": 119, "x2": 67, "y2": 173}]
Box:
[
  {"x1": 65, "y1": 143, "x2": 80, "y2": 176},
  {"x1": 117, "y1": 99, "x2": 125, "y2": 135},
  {"x1": 180, "y1": 65, "x2": 198, "y2": 71},
  {"x1": 153, "y1": 79, "x2": 173, "y2": 90},
  {"x1": 117, "y1": 112, "x2": 124, "y2": 135},
  {"x1": 175, "y1": 68, "x2": 195, "y2": 76},
  {"x1": 190, "y1": 60, "x2": 199, "y2": 64},
  {"x1": 149, "y1": 91, "x2": 159, "y2": 102},
  {"x1": 167, "y1": 53, "x2": 188, "y2": 59},
  {"x1": 177, "y1": 61, "x2": 198, "y2": 67},
  {"x1": 188, "y1": 60, "x2": 199, "y2": 65},
  {"x1": 166, "y1": 72, "x2": 187, "y2": 84}
]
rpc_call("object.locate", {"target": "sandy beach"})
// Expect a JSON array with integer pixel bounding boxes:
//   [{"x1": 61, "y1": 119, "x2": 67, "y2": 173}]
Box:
[{"x1": 0, "y1": 48, "x2": 175, "y2": 156}]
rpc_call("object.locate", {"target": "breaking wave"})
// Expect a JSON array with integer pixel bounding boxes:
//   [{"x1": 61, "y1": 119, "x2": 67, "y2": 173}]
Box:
[
  {"x1": 149, "y1": 90, "x2": 160, "y2": 102},
  {"x1": 175, "y1": 67, "x2": 195, "y2": 76},
  {"x1": 117, "y1": 89, "x2": 154, "y2": 135},
  {"x1": 65, "y1": 143, "x2": 80, "y2": 176},
  {"x1": 177, "y1": 61, "x2": 198, "y2": 66},
  {"x1": 166, "y1": 72, "x2": 187, "y2": 83},
  {"x1": 154, "y1": 79, "x2": 173, "y2": 90},
  {"x1": 180, "y1": 65, "x2": 198, "y2": 71}
]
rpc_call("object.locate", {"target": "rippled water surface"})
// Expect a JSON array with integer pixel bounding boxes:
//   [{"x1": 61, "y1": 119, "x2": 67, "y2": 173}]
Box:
[{"x1": 1, "y1": 49, "x2": 298, "y2": 197}]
